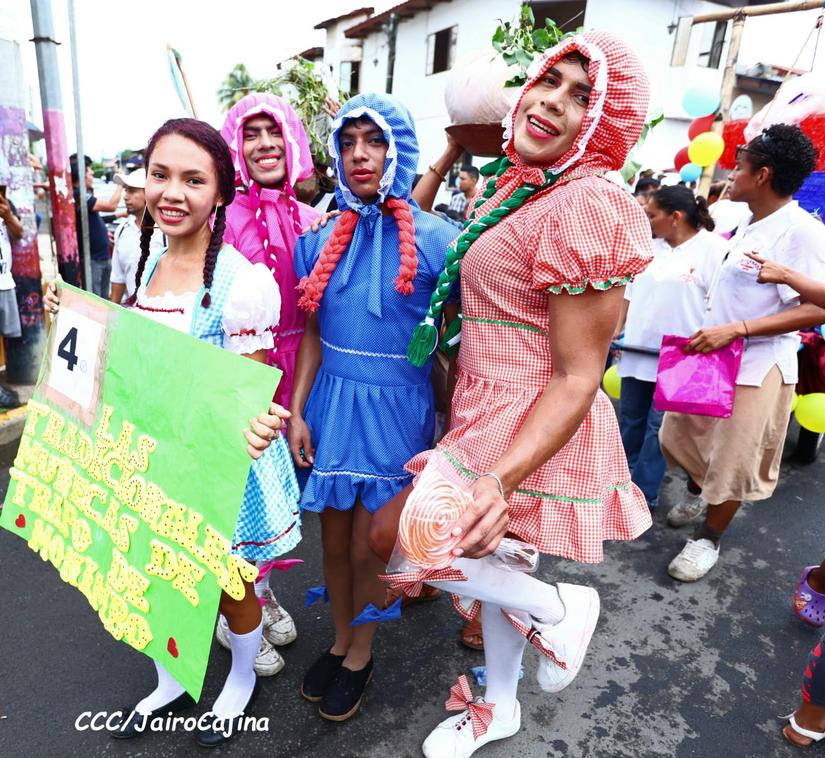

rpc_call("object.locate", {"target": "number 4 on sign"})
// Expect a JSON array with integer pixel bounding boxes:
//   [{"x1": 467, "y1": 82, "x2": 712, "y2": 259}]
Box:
[
  {"x1": 45, "y1": 301, "x2": 105, "y2": 416},
  {"x1": 58, "y1": 327, "x2": 79, "y2": 372}
]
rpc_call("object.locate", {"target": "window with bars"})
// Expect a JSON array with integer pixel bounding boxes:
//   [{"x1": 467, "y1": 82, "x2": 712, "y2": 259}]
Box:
[
  {"x1": 426, "y1": 25, "x2": 458, "y2": 75},
  {"x1": 340, "y1": 61, "x2": 361, "y2": 94}
]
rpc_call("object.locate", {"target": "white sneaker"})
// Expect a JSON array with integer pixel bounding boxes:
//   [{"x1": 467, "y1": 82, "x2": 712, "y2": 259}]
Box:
[
  {"x1": 666, "y1": 497, "x2": 707, "y2": 527},
  {"x1": 260, "y1": 588, "x2": 297, "y2": 646},
  {"x1": 422, "y1": 700, "x2": 521, "y2": 758},
  {"x1": 667, "y1": 538, "x2": 720, "y2": 582},
  {"x1": 533, "y1": 583, "x2": 600, "y2": 693},
  {"x1": 215, "y1": 616, "x2": 285, "y2": 676}
]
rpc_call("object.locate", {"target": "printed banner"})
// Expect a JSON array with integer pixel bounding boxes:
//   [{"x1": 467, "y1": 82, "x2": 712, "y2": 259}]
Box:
[{"x1": 0, "y1": 284, "x2": 281, "y2": 700}]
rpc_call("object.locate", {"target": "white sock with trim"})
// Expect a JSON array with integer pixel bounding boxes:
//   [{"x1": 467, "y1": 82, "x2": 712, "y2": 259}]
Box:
[
  {"x1": 134, "y1": 660, "x2": 186, "y2": 715},
  {"x1": 429, "y1": 555, "x2": 565, "y2": 623},
  {"x1": 481, "y1": 602, "x2": 528, "y2": 719},
  {"x1": 211, "y1": 620, "x2": 261, "y2": 719}
]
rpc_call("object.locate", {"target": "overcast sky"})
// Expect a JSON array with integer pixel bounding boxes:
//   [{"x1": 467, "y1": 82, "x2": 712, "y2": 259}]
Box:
[{"x1": 18, "y1": 0, "x2": 396, "y2": 158}]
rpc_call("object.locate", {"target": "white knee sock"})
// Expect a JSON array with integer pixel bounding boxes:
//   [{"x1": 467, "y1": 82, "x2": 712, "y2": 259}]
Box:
[
  {"x1": 481, "y1": 602, "x2": 528, "y2": 718},
  {"x1": 254, "y1": 563, "x2": 269, "y2": 599},
  {"x1": 134, "y1": 660, "x2": 186, "y2": 715},
  {"x1": 211, "y1": 620, "x2": 261, "y2": 719},
  {"x1": 429, "y1": 555, "x2": 565, "y2": 623}
]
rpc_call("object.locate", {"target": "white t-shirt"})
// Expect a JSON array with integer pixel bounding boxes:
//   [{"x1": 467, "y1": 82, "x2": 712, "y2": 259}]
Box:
[
  {"x1": 705, "y1": 201, "x2": 825, "y2": 387},
  {"x1": 619, "y1": 229, "x2": 728, "y2": 381},
  {"x1": 0, "y1": 218, "x2": 15, "y2": 291},
  {"x1": 709, "y1": 199, "x2": 750, "y2": 236},
  {"x1": 110, "y1": 217, "x2": 165, "y2": 301}
]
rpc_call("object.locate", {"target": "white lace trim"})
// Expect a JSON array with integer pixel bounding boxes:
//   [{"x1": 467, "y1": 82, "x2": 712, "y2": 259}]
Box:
[
  {"x1": 320, "y1": 337, "x2": 407, "y2": 360},
  {"x1": 312, "y1": 467, "x2": 412, "y2": 481},
  {"x1": 327, "y1": 105, "x2": 398, "y2": 208}
]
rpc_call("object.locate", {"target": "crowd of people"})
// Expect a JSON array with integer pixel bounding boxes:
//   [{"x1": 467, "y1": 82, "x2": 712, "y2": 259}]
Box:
[{"x1": 17, "y1": 25, "x2": 825, "y2": 756}]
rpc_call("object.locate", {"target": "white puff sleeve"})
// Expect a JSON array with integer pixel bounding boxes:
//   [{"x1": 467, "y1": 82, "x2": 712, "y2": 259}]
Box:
[{"x1": 222, "y1": 263, "x2": 281, "y2": 354}]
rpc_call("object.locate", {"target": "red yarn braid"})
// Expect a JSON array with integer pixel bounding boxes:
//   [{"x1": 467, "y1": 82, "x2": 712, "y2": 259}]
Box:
[
  {"x1": 386, "y1": 197, "x2": 418, "y2": 295},
  {"x1": 297, "y1": 209, "x2": 359, "y2": 312},
  {"x1": 297, "y1": 196, "x2": 419, "y2": 313}
]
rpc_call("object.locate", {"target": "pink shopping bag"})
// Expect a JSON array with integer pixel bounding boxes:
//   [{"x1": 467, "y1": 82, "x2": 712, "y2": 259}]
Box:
[{"x1": 653, "y1": 335, "x2": 744, "y2": 418}]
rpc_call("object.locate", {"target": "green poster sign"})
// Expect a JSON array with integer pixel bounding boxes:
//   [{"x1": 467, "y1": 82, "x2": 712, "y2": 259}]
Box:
[{"x1": 0, "y1": 284, "x2": 281, "y2": 700}]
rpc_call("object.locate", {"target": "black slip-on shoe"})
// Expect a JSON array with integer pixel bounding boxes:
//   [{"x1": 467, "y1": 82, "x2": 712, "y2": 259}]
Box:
[
  {"x1": 301, "y1": 648, "x2": 346, "y2": 702},
  {"x1": 109, "y1": 692, "x2": 195, "y2": 739},
  {"x1": 318, "y1": 659, "x2": 374, "y2": 722}
]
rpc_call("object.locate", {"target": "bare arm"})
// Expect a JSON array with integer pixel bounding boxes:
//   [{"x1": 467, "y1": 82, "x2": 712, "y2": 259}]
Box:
[
  {"x1": 687, "y1": 301, "x2": 825, "y2": 353},
  {"x1": 413, "y1": 135, "x2": 463, "y2": 213},
  {"x1": 745, "y1": 251, "x2": 825, "y2": 309},
  {"x1": 109, "y1": 282, "x2": 125, "y2": 304},
  {"x1": 286, "y1": 312, "x2": 322, "y2": 467},
  {"x1": 613, "y1": 297, "x2": 629, "y2": 338},
  {"x1": 92, "y1": 184, "x2": 122, "y2": 213},
  {"x1": 452, "y1": 285, "x2": 625, "y2": 558},
  {"x1": 0, "y1": 196, "x2": 23, "y2": 240}
]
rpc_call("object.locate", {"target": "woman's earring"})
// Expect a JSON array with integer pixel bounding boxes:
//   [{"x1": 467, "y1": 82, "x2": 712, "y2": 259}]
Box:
[{"x1": 208, "y1": 204, "x2": 219, "y2": 230}]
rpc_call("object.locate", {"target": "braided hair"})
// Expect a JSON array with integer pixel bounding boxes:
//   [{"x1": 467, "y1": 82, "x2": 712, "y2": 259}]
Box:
[
  {"x1": 406, "y1": 157, "x2": 559, "y2": 366},
  {"x1": 126, "y1": 118, "x2": 236, "y2": 308},
  {"x1": 296, "y1": 196, "x2": 419, "y2": 313}
]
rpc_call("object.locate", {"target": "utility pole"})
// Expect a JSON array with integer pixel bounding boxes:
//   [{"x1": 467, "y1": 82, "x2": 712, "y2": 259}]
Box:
[
  {"x1": 68, "y1": 0, "x2": 91, "y2": 291},
  {"x1": 0, "y1": 9, "x2": 46, "y2": 384},
  {"x1": 385, "y1": 13, "x2": 398, "y2": 94},
  {"x1": 30, "y1": 0, "x2": 82, "y2": 287},
  {"x1": 672, "y1": 0, "x2": 825, "y2": 195}
]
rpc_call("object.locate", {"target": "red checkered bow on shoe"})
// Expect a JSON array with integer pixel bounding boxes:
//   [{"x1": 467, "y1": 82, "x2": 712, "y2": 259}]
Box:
[
  {"x1": 378, "y1": 567, "x2": 468, "y2": 598},
  {"x1": 501, "y1": 611, "x2": 568, "y2": 671},
  {"x1": 445, "y1": 675, "x2": 495, "y2": 740}
]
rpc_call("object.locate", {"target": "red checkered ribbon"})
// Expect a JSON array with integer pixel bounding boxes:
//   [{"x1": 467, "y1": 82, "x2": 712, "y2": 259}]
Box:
[
  {"x1": 445, "y1": 675, "x2": 495, "y2": 740},
  {"x1": 501, "y1": 610, "x2": 568, "y2": 671},
  {"x1": 378, "y1": 567, "x2": 468, "y2": 597}
]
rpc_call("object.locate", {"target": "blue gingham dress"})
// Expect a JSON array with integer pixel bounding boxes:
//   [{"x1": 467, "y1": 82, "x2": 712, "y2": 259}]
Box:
[{"x1": 138, "y1": 244, "x2": 301, "y2": 560}]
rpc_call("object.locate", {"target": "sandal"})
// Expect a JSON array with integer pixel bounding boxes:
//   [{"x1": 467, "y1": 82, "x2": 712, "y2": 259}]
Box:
[
  {"x1": 385, "y1": 583, "x2": 441, "y2": 609},
  {"x1": 460, "y1": 616, "x2": 484, "y2": 651},
  {"x1": 783, "y1": 712, "x2": 825, "y2": 747},
  {"x1": 794, "y1": 566, "x2": 825, "y2": 627}
]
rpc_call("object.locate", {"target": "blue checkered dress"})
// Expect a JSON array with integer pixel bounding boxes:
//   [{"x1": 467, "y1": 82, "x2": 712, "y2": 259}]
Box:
[{"x1": 141, "y1": 245, "x2": 301, "y2": 560}]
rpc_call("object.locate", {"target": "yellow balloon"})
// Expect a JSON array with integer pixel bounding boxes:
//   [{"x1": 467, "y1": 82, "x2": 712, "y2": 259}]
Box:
[
  {"x1": 603, "y1": 364, "x2": 621, "y2": 399},
  {"x1": 791, "y1": 393, "x2": 800, "y2": 413},
  {"x1": 687, "y1": 131, "x2": 725, "y2": 167},
  {"x1": 795, "y1": 393, "x2": 825, "y2": 433}
]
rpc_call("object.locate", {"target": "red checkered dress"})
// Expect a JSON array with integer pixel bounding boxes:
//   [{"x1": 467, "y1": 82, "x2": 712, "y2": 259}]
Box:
[{"x1": 407, "y1": 31, "x2": 655, "y2": 564}]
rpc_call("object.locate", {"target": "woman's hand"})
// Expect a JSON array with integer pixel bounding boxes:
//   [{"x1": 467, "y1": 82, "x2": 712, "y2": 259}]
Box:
[
  {"x1": 305, "y1": 210, "x2": 341, "y2": 235},
  {"x1": 44, "y1": 280, "x2": 60, "y2": 314},
  {"x1": 685, "y1": 322, "x2": 745, "y2": 353},
  {"x1": 450, "y1": 476, "x2": 509, "y2": 559},
  {"x1": 286, "y1": 413, "x2": 314, "y2": 468},
  {"x1": 244, "y1": 402, "x2": 290, "y2": 460},
  {"x1": 744, "y1": 251, "x2": 791, "y2": 285}
]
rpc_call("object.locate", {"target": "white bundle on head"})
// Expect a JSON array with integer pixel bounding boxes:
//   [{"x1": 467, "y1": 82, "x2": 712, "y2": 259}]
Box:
[{"x1": 444, "y1": 49, "x2": 521, "y2": 126}]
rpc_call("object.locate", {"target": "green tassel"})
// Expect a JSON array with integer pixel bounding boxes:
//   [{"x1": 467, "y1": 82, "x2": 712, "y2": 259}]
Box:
[
  {"x1": 407, "y1": 320, "x2": 440, "y2": 367},
  {"x1": 439, "y1": 313, "x2": 462, "y2": 357}
]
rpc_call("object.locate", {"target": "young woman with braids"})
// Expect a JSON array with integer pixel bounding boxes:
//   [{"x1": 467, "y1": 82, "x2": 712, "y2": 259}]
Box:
[
  {"x1": 218, "y1": 93, "x2": 320, "y2": 676},
  {"x1": 45, "y1": 118, "x2": 300, "y2": 748},
  {"x1": 367, "y1": 33, "x2": 655, "y2": 758},
  {"x1": 287, "y1": 93, "x2": 459, "y2": 721},
  {"x1": 614, "y1": 185, "x2": 728, "y2": 512}
]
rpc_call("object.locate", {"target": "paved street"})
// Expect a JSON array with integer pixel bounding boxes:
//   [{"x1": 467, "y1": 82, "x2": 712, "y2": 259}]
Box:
[{"x1": 1, "y1": 427, "x2": 823, "y2": 758}]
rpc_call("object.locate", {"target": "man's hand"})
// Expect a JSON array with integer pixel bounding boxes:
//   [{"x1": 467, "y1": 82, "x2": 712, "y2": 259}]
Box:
[{"x1": 450, "y1": 476, "x2": 509, "y2": 559}]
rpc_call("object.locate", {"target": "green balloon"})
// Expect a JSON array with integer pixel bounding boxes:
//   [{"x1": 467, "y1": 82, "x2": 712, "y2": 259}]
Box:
[
  {"x1": 795, "y1": 393, "x2": 825, "y2": 433},
  {"x1": 603, "y1": 364, "x2": 621, "y2": 399}
]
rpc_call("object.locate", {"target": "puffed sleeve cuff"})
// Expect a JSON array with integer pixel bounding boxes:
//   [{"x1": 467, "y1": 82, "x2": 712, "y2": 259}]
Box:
[
  {"x1": 222, "y1": 262, "x2": 281, "y2": 354},
  {"x1": 532, "y1": 181, "x2": 653, "y2": 295}
]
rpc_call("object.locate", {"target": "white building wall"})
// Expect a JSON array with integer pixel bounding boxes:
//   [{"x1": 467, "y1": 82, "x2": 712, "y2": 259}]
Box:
[{"x1": 322, "y1": 13, "x2": 372, "y2": 91}]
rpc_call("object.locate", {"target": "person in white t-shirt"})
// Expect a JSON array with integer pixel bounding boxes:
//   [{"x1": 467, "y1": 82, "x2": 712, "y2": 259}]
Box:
[
  {"x1": 109, "y1": 169, "x2": 164, "y2": 303},
  {"x1": 0, "y1": 190, "x2": 24, "y2": 408},
  {"x1": 616, "y1": 185, "x2": 728, "y2": 510},
  {"x1": 661, "y1": 124, "x2": 825, "y2": 582}
]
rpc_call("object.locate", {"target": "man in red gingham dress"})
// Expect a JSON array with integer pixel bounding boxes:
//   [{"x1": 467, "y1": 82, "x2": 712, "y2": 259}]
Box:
[{"x1": 390, "y1": 31, "x2": 654, "y2": 758}]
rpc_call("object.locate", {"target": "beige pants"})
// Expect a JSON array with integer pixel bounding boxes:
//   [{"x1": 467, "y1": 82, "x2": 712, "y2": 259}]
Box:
[{"x1": 659, "y1": 365, "x2": 794, "y2": 504}]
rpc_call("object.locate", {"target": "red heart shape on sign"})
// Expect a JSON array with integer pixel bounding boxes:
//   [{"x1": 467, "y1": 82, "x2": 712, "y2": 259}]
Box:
[
  {"x1": 15, "y1": 514, "x2": 25, "y2": 529},
  {"x1": 167, "y1": 637, "x2": 179, "y2": 658}
]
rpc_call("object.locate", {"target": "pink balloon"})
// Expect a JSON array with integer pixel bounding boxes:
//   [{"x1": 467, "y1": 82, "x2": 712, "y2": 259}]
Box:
[
  {"x1": 688, "y1": 114, "x2": 715, "y2": 141},
  {"x1": 674, "y1": 146, "x2": 691, "y2": 172}
]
